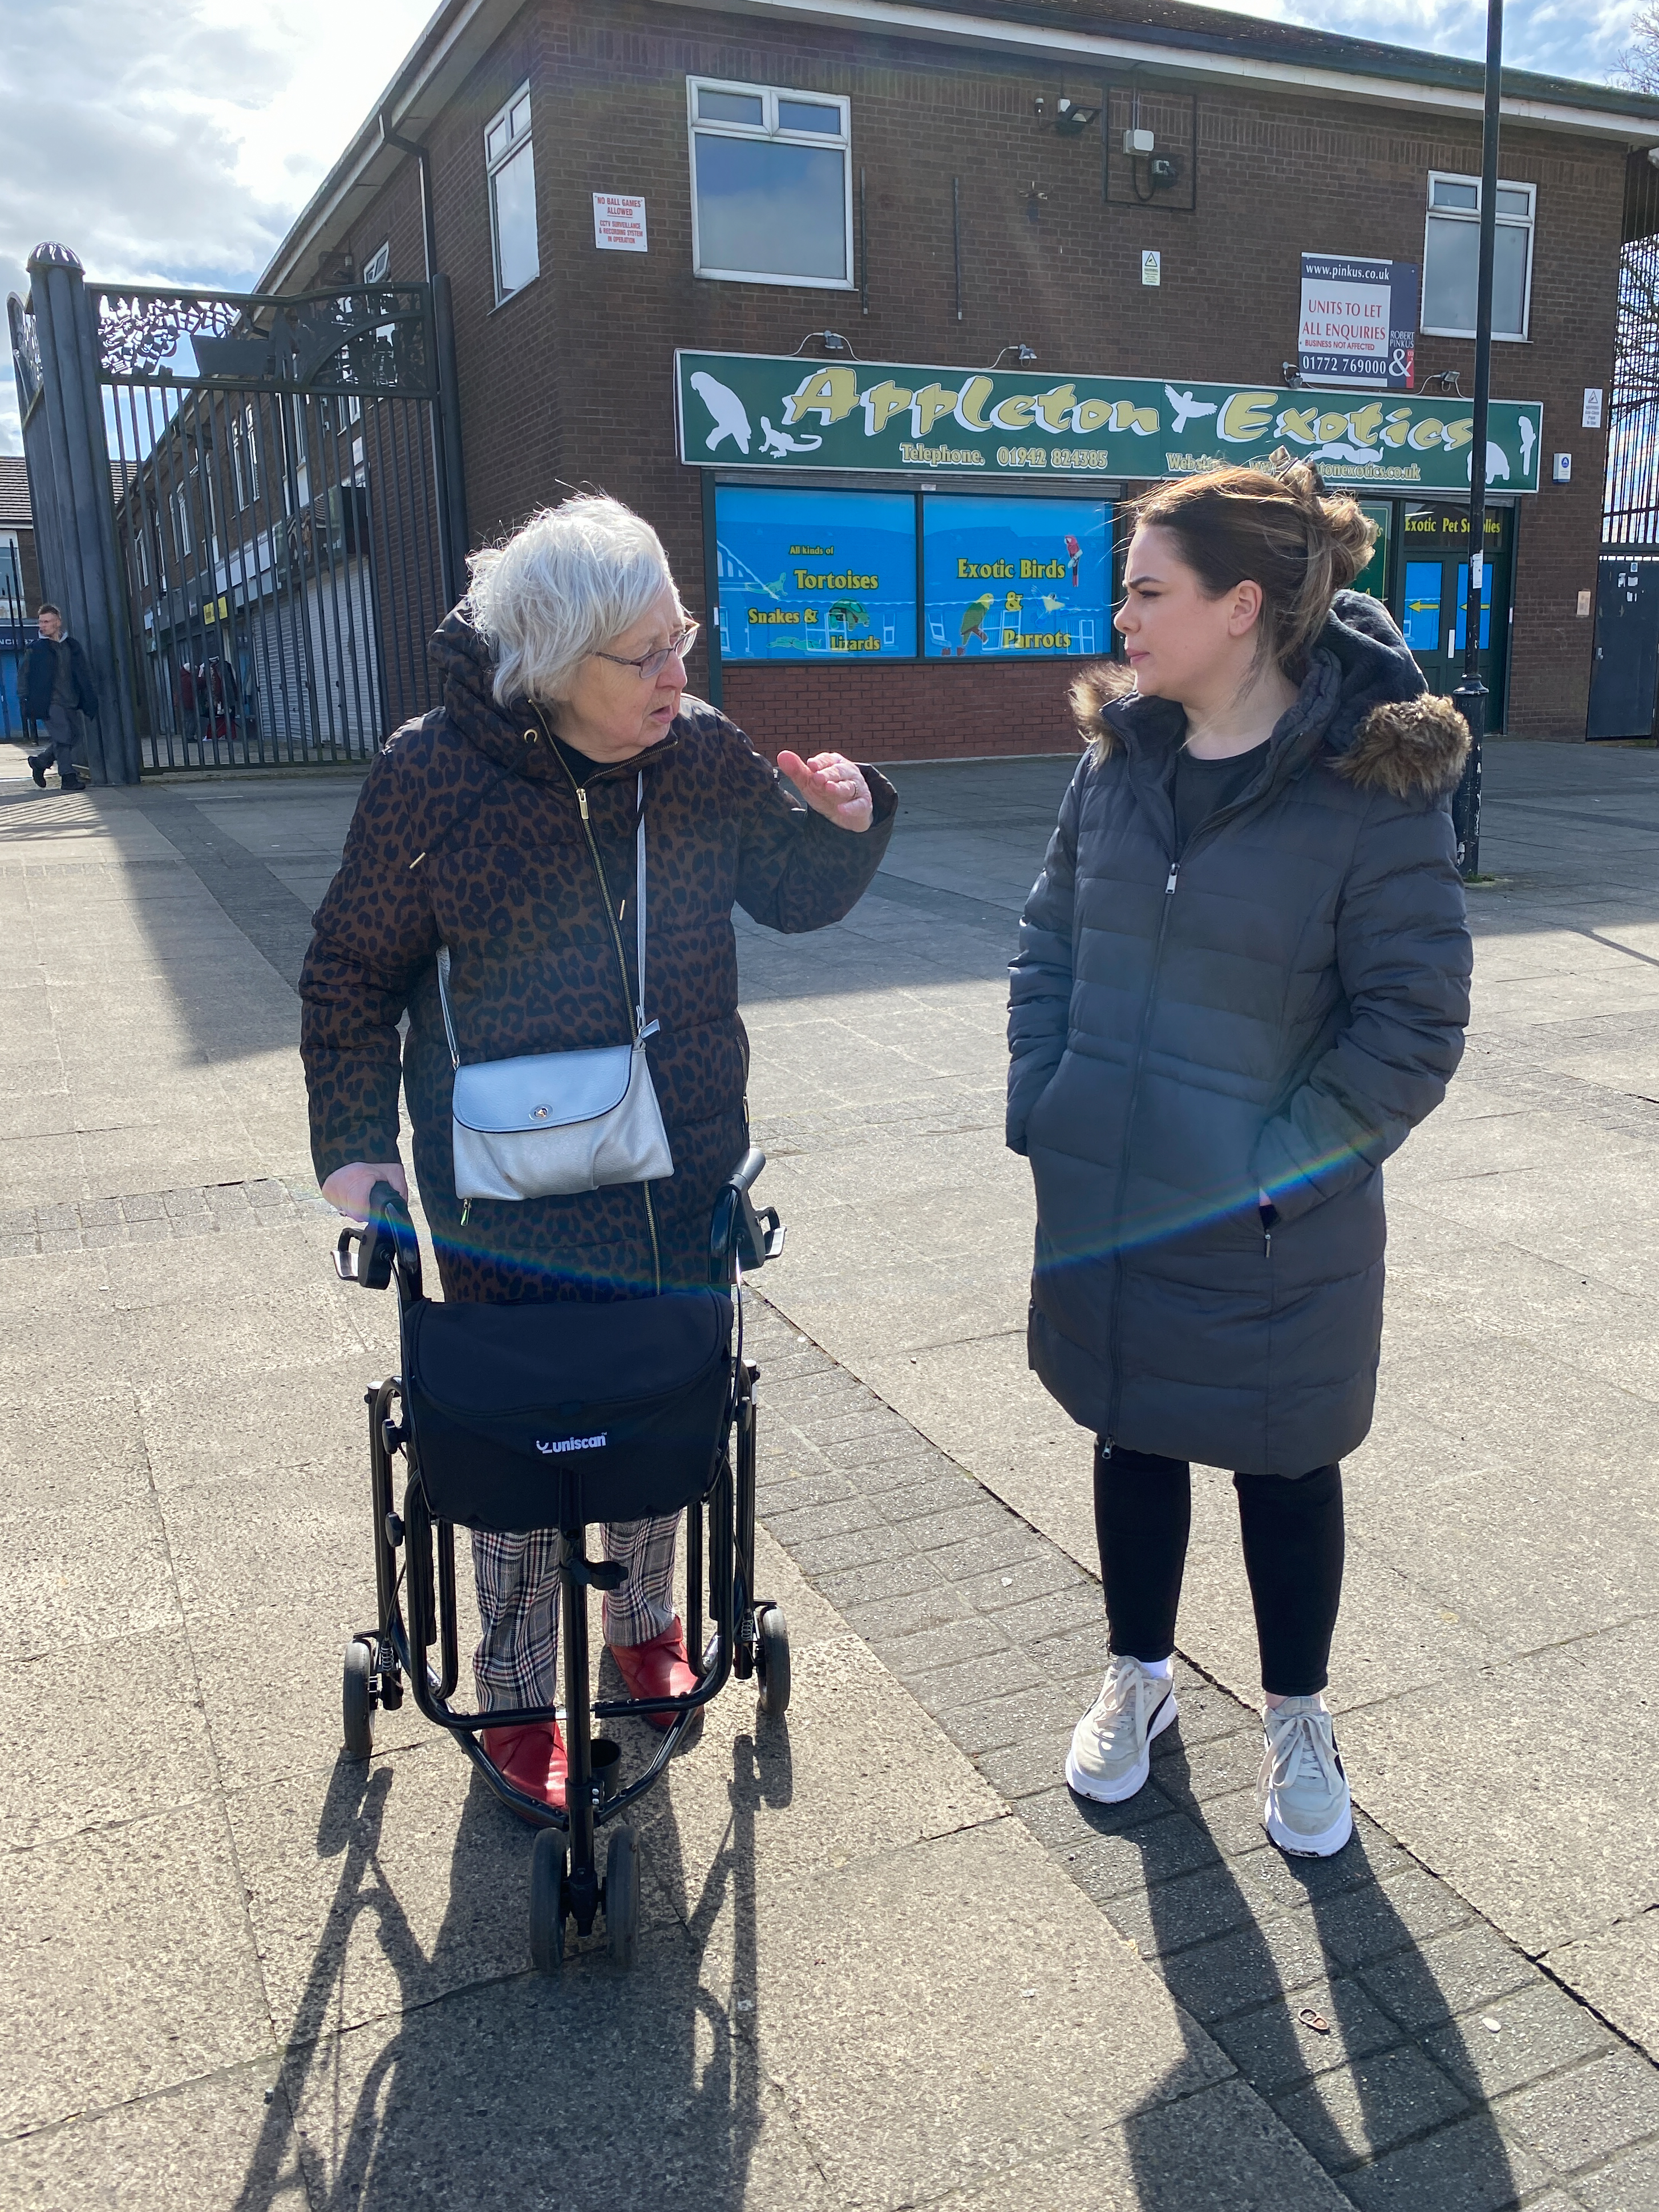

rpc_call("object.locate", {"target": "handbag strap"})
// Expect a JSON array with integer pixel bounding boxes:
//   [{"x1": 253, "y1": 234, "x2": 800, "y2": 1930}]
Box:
[
  {"x1": 436, "y1": 769, "x2": 654, "y2": 1072},
  {"x1": 633, "y1": 772, "x2": 658, "y2": 1044}
]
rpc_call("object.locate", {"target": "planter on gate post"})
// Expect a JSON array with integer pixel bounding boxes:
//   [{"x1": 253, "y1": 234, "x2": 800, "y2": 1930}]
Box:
[{"x1": 17, "y1": 244, "x2": 141, "y2": 784}]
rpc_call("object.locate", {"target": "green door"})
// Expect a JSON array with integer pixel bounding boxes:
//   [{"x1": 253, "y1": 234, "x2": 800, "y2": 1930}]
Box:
[{"x1": 1393, "y1": 506, "x2": 1511, "y2": 724}]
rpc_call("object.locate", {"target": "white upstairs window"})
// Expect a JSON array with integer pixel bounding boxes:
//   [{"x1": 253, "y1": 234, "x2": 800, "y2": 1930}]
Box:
[
  {"x1": 1422, "y1": 172, "x2": 1535, "y2": 341},
  {"x1": 486, "y1": 84, "x2": 539, "y2": 304},
  {"x1": 687, "y1": 78, "x2": 852, "y2": 288}
]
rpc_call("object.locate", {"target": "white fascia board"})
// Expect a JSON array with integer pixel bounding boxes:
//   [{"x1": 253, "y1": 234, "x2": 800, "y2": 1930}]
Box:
[
  {"x1": 260, "y1": 0, "x2": 523, "y2": 293},
  {"x1": 656, "y1": 0, "x2": 1659, "y2": 143}
]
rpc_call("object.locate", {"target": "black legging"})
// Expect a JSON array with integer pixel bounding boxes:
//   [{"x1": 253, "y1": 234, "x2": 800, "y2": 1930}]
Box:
[{"x1": 1093, "y1": 1442, "x2": 1345, "y2": 1697}]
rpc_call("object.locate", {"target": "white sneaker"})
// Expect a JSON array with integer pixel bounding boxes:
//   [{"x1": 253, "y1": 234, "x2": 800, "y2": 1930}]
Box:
[
  {"x1": 1259, "y1": 1696, "x2": 1353, "y2": 1857},
  {"x1": 1065, "y1": 1654, "x2": 1178, "y2": 1803}
]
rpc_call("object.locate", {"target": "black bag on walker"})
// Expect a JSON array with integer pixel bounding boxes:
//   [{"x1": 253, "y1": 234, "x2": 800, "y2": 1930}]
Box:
[{"x1": 403, "y1": 1289, "x2": 734, "y2": 1534}]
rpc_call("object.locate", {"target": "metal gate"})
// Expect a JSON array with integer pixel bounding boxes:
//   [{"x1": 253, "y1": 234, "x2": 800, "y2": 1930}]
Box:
[
  {"x1": 8, "y1": 245, "x2": 466, "y2": 777},
  {"x1": 98, "y1": 280, "x2": 462, "y2": 769},
  {"x1": 1587, "y1": 555, "x2": 1659, "y2": 738}
]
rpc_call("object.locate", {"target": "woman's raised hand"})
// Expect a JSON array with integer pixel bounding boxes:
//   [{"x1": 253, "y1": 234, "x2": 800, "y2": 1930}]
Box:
[
  {"x1": 777, "y1": 750, "x2": 873, "y2": 833},
  {"x1": 321, "y1": 1162, "x2": 409, "y2": 1223}
]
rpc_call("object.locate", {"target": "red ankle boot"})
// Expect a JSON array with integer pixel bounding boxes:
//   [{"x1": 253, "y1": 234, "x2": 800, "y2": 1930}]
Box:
[
  {"x1": 482, "y1": 1721, "x2": 568, "y2": 1814},
  {"x1": 609, "y1": 1617, "x2": 698, "y2": 1729}
]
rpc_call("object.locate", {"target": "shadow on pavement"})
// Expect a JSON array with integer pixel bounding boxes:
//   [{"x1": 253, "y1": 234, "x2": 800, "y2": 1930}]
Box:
[
  {"x1": 230, "y1": 1713, "x2": 788, "y2": 2211},
  {"x1": 1118, "y1": 1726, "x2": 1522, "y2": 2209}
]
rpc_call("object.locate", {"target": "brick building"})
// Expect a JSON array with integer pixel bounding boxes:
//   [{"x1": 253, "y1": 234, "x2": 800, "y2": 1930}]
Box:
[
  {"x1": 0, "y1": 456, "x2": 42, "y2": 617},
  {"x1": 260, "y1": 0, "x2": 1659, "y2": 756}
]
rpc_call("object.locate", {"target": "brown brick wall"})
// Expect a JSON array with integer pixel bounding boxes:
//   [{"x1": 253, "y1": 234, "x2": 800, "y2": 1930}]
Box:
[
  {"x1": 338, "y1": 0, "x2": 1628, "y2": 743},
  {"x1": 722, "y1": 658, "x2": 1086, "y2": 763}
]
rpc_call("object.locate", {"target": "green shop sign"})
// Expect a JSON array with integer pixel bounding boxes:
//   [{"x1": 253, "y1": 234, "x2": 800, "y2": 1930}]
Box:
[{"x1": 675, "y1": 350, "x2": 1543, "y2": 495}]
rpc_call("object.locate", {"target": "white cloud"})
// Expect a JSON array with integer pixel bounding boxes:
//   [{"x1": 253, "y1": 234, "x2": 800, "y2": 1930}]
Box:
[
  {"x1": 1197, "y1": 0, "x2": 1638, "y2": 79},
  {"x1": 0, "y1": 0, "x2": 435, "y2": 451},
  {"x1": 0, "y1": 0, "x2": 1647, "y2": 455}
]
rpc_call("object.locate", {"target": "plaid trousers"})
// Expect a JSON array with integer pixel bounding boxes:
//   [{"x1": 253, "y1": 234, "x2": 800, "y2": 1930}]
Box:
[{"x1": 470, "y1": 1513, "x2": 681, "y2": 1710}]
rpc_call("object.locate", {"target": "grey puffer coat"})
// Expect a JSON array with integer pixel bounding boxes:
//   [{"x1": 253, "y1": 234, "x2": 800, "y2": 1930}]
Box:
[{"x1": 1007, "y1": 593, "x2": 1472, "y2": 1475}]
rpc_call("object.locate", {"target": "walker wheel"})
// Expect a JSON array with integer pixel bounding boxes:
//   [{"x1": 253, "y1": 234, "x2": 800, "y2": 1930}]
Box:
[
  {"x1": 342, "y1": 1639, "x2": 375, "y2": 1760},
  {"x1": 755, "y1": 1604, "x2": 791, "y2": 1718},
  {"x1": 529, "y1": 1830, "x2": 568, "y2": 1976},
  {"x1": 605, "y1": 1826, "x2": 640, "y2": 1970}
]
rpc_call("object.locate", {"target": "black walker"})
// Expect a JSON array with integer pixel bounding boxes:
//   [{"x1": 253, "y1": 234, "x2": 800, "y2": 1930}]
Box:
[{"x1": 331, "y1": 1149, "x2": 789, "y2": 1974}]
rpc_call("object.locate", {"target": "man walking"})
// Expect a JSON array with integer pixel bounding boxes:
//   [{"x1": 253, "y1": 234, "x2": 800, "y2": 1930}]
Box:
[{"x1": 23, "y1": 604, "x2": 98, "y2": 792}]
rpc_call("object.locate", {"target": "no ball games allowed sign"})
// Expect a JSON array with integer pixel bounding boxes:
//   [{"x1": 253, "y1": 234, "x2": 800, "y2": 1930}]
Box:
[{"x1": 1298, "y1": 256, "x2": 1418, "y2": 391}]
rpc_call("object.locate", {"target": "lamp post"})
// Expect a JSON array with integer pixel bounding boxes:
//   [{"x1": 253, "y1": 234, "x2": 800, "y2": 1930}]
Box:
[{"x1": 1451, "y1": 0, "x2": 1503, "y2": 877}]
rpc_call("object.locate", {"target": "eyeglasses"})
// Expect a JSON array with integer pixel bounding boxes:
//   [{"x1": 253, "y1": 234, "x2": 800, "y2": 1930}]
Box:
[{"x1": 592, "y1": 622, "x2": 700, "y2": 682}]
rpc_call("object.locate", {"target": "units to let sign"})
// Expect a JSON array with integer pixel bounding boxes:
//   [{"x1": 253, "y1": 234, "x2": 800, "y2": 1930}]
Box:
[
  {"x1": 676, "y1": 351, "x2": 1543, "y2": 494},
  {"x1": 1298, "y1": 256, "x2": 1418, "y2": 390}
]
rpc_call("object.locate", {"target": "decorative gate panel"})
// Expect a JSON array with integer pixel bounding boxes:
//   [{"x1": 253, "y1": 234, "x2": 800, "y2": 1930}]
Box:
[{"x1": 94, "y1": 279, "x2": 460, "y2": 769}]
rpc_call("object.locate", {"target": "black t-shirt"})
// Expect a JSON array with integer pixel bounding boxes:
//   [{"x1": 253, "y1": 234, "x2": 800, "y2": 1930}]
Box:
[
  {"x1": 1171, "y1": 738, "x2": 1269, "y2": 855},
  {"x1": 551, "y1": 734, "x2": 604, "y2": 786}
]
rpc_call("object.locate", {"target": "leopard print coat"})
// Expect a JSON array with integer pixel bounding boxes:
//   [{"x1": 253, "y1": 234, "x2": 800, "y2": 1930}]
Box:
[{"x1": 300, "y1": 608, "x2": 897, "y2": 1304}]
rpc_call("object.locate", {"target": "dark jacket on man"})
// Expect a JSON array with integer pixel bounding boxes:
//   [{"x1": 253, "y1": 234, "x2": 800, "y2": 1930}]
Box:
[
  {"x1": 301, "y1": 606, "x2": 897, "y2": 1305},
  {"x1": 21, "y1": 632, "x2": 98, "y2": 721},
  {"x1": 1007, "y1": 592, "x2": 1472, "y2": 1475}
]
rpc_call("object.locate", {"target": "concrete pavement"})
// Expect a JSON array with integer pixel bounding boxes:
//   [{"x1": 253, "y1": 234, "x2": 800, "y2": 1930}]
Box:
[{"x1": 2, "y1": 732, "x2": 1657, "y2": 2208}]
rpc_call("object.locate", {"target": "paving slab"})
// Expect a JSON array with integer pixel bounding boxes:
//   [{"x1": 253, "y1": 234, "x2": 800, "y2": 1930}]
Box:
[
  {"x1": 0, "y1": 1805, "x2": 269, "y2": 2137},
  {"x1": 0, "y1": 2061, "x2": 309, "y2": 2212},
  {"x1": 7, "y1": 744, "x2": 1659, "y2": 2209},
  {"x1": 1544, "y1": 1910, "x2": 1659, "y2": 2058}
]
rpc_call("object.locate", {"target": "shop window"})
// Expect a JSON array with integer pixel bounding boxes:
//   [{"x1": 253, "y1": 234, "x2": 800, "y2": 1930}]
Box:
[
  {"x1": 688, "y1": 78, "x2": 852, "y2": 288},
  {"x1": 921, "y1": 495, "x2": 1111, "y2": 661},
  {"x1": 1422, "y1": 172, "x2": 1534, "y2": 341},
  {"x1": 485, "y1": 83, "x2": 539, "y2": 303},
  {"x1": 714, "y1": 484, "x2": 916, "y2": 658},
  {"x1": 361, "y1": 240, "x2": 390, "y2": 285},
  {"x1": 0, "y1": 529, "x2": 20, "y2": 599}
]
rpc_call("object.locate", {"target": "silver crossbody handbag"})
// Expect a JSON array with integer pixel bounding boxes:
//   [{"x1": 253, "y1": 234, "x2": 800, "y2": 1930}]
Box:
[{"x1": 436, "y1": 772, "x2": 674, "y2": 1202}]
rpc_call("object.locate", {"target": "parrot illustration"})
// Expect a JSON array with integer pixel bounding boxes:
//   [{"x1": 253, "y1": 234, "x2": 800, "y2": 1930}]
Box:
[
  {"x1": 1065, "y1": 535, "x2": 1082, "y2": 588},
  {"x1": 1041, "y1": 595, "x2": 1065, "y2": 613},
  {"x1": 959, "y1": 592, "x2": 996, "y2": 650}
]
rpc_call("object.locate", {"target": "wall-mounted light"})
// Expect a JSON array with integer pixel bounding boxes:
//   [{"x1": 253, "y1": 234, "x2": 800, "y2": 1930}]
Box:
[
  {"x1": 1420, "y1": 368, "x2": 1463, "y2": 397},
  {"x1": 990, "y1": 344, "x2": 1037, "y2": 367},
  {"x1": 1281, "y1": 362, "x2": 1305, "y2": 387},
  {"x1": 1055, "y1": 98, "x2": 1101, "y2": 136},
  {"x1": 790, "y1": 329, "x2": 856, "y2": 358}
]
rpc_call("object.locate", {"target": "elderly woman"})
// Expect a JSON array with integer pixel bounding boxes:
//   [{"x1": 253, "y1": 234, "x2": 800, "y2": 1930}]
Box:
[{"x1": 301, "y1": 494, "x2": 896, "y2": 1810}]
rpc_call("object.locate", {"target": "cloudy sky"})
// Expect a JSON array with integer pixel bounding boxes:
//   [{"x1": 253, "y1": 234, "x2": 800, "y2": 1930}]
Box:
[{"x1": 0, "y1": 0, "x2": 1646, "y2": 452}]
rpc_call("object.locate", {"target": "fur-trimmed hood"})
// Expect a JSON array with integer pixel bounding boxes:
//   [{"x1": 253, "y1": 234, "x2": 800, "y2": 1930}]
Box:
[{"x1": 1073, "y1": 590, "x2": 1470, "y2": 804}]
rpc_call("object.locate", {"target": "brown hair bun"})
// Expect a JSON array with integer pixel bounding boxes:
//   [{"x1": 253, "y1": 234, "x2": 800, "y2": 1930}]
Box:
[{"x1": 1128, "y1": 461, "x2": 1378, "y2": 678}]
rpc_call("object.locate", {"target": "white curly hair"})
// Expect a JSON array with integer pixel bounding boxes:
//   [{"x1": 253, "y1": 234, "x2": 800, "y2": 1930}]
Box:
[{"x1": 466, "y1": 494, "x2": 680, "y2": 706}]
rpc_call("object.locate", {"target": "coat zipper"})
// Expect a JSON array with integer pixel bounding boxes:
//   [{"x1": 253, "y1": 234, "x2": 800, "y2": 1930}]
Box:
[
  {"x1": 1102, "y1": 855, "x2": 1181, "y2": 1443},
  {"x1": 1098, "y1": 764, "x2": 1288, "y2": 1435},
  {"x1": 568, "y1": 777, "x2": 662, "y2": 1293}
]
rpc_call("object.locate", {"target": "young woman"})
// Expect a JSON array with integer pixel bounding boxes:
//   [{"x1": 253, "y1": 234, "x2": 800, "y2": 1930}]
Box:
[{"x1": 1007, "y1": 461, "x2": 1472, "y2": 1857}]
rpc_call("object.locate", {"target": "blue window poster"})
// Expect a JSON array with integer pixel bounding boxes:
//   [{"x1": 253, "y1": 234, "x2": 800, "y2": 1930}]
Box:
[
  {"x1": 1452, "y1": 560, "x2": 1492, "y2": 652},
  {"x1": 1402, "y1": 560, "x2": 1442, "y2": 652},
  {"x1": 922, "y1": 495, "x2": 1110, "y2": 661},
  {"x1": 714, "y1": 486, "x2": 917, "y2": 661}
]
